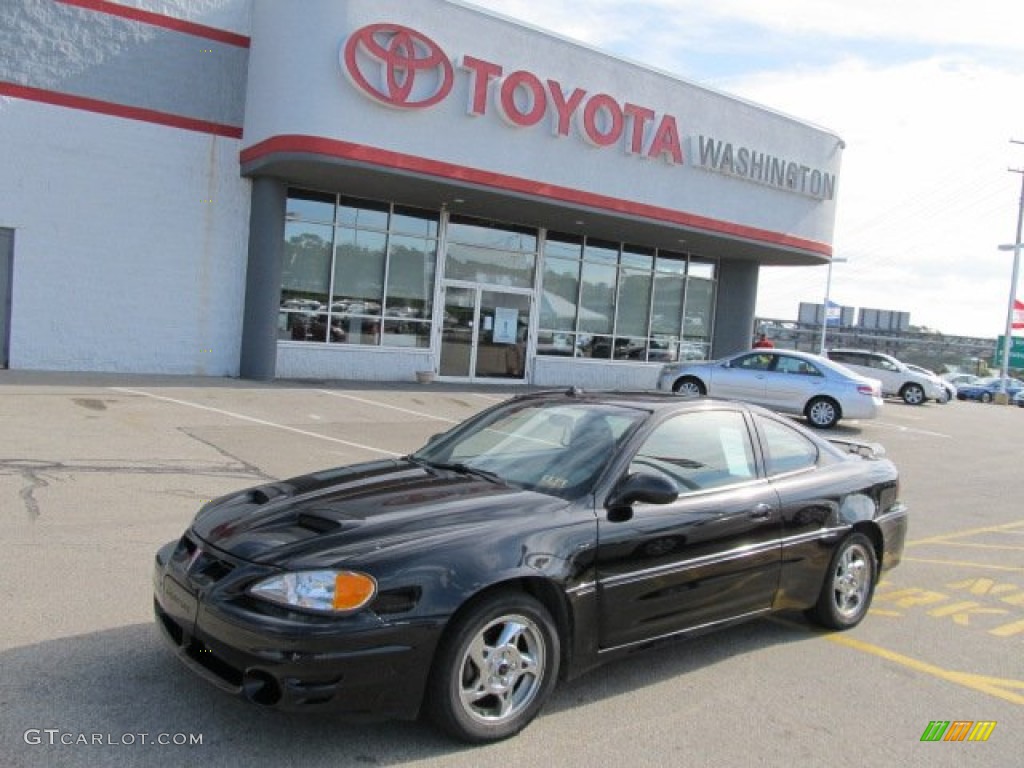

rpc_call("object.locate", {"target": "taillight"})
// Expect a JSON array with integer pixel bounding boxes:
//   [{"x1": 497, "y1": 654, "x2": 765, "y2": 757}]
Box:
[{"x1": 857, "y1": 384, "x2": 878, "y2": 396}]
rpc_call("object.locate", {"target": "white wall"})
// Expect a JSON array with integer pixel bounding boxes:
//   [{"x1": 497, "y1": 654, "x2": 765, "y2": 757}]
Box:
[{"x1": 0, "y1": 99, "x2": 251, "y2": 374}]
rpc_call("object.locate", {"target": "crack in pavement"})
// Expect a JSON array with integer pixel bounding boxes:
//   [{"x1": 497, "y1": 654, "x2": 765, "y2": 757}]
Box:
[
  {"x1": 179, "y1": 427, "x2": 277, "y2": 484},
  {"x1": 0, "y1": 458, "x2": 266, "y2": 521}
]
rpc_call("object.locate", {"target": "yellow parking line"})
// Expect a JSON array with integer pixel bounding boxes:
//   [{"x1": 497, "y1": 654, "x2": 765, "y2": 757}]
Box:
[
  {"x1": 826, "y1": 634, "x2": 1024, "y2": 705},
  {"x1": 901, "y1": 557, "x2": 1024, "y2": 573},
  {"x1": 906, "y1": 520, "x2": 1024, "y2": 547},
  {"x1": 927, "y1": 541, "x2": 1024, "y2": 552}
]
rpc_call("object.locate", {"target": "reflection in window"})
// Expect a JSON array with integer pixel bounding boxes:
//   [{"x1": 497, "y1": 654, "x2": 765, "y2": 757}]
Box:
[
  {"x1": 758, "y1": 416, "x2": 819, "y2": 475},
  {"x1": 537, "y1": 234, "x2": 716, "y2": 362},
  {"x1": 279, "y1": 190, "x2": 439, "y2": 348},
  {"x1": 631, "y1": 410, "x2": 755, "y2": 492}
]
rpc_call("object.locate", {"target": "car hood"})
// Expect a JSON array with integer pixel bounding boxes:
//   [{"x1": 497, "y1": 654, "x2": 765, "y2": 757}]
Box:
[{"x1": 190, "y1": 458, "x2": 568, "y2": 566}]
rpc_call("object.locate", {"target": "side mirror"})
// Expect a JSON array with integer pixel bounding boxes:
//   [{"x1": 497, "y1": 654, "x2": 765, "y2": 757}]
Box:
[{"x1": 607, "y1": 471, "x2": 679, "y2": 509}]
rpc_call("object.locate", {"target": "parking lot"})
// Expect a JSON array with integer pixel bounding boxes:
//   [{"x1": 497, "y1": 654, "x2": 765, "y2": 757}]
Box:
[{"x1": 1, "y1": 372, "x2": 1021, "y2": 767}]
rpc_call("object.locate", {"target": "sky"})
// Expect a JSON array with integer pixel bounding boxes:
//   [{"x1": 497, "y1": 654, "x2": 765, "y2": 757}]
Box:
[{"x1": 466, "y1": 0, "x2": 1024, "y2": 338}]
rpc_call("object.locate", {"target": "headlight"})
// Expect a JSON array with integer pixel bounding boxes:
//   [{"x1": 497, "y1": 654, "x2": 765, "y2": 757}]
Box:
[{"x1": 249, "y1": 570, "x2": 377, "y2": 614}]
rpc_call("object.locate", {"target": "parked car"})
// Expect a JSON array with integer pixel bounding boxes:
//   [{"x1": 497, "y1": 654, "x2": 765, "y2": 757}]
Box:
[
  {"x1": 956, "y1": 376, "x2": 1024, "y2": 403},
  {"x1": 905, "y1": 364, "x2": 955, "y2": 403},
  {"x1": 154, "y1": 390, "x2": 907, "y2": 743},
  {"x1": 1013, "y1": 390, "x2": 1024, "y2": 408},
  {"x1": 656, "y1": 349, "x2": 882, "y2": 429},
  {"x1": 826, "y1": 349, "x2": 947, "y2": 405},
  {"x1": 943, "y1": 372, "x2": 983, "y2": 389}
]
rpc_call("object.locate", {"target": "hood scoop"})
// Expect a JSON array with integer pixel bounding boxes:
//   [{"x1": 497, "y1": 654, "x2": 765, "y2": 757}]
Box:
[{"x1": 294, "y1": 512, "x2": 343, "y2": 533}]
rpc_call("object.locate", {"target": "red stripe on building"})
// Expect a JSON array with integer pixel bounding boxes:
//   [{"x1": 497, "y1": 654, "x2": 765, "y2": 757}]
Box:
[
  {"x1": 56, "y1": 0, "x2": 250, "y2": 48},
  {"x1": 241, "y1": 134, "x2": 833, "y2": 257},
  {"x1": 0, "y1": 82, "x2": 243, "y2": 138}
]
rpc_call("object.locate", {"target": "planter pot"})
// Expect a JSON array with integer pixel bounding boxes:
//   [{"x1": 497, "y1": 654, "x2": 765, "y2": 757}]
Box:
[{"x1": 415, "y1": 370, "x2": 436, "y2": 384}]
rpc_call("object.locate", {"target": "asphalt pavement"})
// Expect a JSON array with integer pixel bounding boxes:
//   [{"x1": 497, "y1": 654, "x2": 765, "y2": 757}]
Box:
[{"x1": 1, "y1": 371, "x2": 1021, "y2": 768}]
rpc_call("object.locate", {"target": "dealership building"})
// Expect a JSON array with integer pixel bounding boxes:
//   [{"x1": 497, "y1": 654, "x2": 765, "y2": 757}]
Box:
[{"x1": 0, "y1": 0, "x2": 843, "y2": 387}]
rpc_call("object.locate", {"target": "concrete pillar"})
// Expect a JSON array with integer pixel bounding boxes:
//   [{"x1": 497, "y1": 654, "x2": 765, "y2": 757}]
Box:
[
  {"x1": 239, "y1": 177, "x2": 287, "y2": 380},
  {"x1": 712, "y1": 259, "x2": 759, "y2": 357}
]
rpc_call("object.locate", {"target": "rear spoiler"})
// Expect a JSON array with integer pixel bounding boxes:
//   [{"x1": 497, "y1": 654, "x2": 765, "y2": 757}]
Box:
[{"x1": 828, "y1": 438, "x2": 887, "y2": 459}]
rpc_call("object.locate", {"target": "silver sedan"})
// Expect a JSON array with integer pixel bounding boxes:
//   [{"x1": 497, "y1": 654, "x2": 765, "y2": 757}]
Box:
[{"x1": 657, "y1": 349, "x2": 883, "y2": 429}]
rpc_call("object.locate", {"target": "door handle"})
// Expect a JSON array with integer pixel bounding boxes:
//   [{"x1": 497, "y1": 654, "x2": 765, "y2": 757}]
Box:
[{"x1": 749, "y1": 503, "x2": 773, "y2": 520}]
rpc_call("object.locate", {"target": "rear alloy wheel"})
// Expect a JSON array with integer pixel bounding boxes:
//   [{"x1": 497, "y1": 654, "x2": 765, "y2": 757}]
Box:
[
  {"x1": 900, "y1": 383, "x2": 925, "y2": 405},
  {"x1": 673, "y1": 377, "x2": 706, "y2": 397},
  {"x1": 426, "y1": 592, "x2": 559, "y2": 743},
  {"x1": 807, "y1": 533, "x2": 877, "y2": 630},
  {"x1": 980, "y1": 392, "x2": 993, "y2": 403},
  {"x1": 805, "y1": 397, "x2": 840, "y2": 429}
]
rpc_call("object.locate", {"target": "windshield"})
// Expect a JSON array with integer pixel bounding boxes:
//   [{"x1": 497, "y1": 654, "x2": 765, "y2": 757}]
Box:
[{"x1": 411, "y1": 399, "x2": 646, "y2": 498}]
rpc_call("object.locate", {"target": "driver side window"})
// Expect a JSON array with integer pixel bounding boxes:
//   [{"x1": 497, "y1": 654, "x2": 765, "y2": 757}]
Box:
[{"x1": 630, "y1": 410, "x2": 756, "y2": 493}]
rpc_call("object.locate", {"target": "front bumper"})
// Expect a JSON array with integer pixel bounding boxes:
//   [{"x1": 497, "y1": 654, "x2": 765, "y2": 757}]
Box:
[{"x1": 152, "y1": 537, "x2": 443, "y2": 719}]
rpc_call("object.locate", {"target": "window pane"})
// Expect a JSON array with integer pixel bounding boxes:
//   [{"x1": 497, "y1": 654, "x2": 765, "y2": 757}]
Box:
[
  {"x1": 333, "y1": 228, "x2": 386, "y2": 305},
  {"x1": 385, "y1": 235, "x2": 436, "y2": 319},
  {"x1": 337, "y1": 197, "x2": 389, "y2": 230},
  {"x1": 391, "y1": 206, "x2": 439, "y2": 237},
  {"x1": 652, "y1": 272, "x2": 684, "y2": 335},
  {"x1": 616, "y1": 268, "x2": 652, "y2": 337},
  {"x1": 759, "y1": 416, "x2": 819, "y2": 475},
  {"x1": 279, "y1": 221, "x2": 332, "y2": 341},
  {"x1": 536, "y1": 331, "x2": 581, "y2": 357},
  {"x1": 540, "y1": 256, "x2": 580, "y2": 331},
  {"x1": 631, "y1": 410, "x2": 755, "y2": 492},
  {"x1": 584, "y1": 239, "x2": 619, "y2": 265},
  {"x1": 684, "y1": 277, "x2": 714, "y2": 339},
  {"x1": 656, "y1": 252, "x2": 687, "y2": 274},
  {"x1": 689, "y1": 259, "x2": 716, "y2": 280},
  {"x1": 621, "y1": 245, "x2": 654, "y2": 270},
  {"x1": 285, "y1": 189, "x2": 335, "y2": 224},
  {"x1": 382, "y1": 319, "x2": 431, "y2": 348},
  {"x1": 579, "y1": 261, "x2": 616, "y2": 334},
  {"x1": 444, "y1": 243, "x2": 535, "y2": 287},
  {"x1": 447, "y1": 217, "x2": 537, "y2": 252},
  {"x1": 545, "y1": 232, "x2": 583, "y2": 260}
]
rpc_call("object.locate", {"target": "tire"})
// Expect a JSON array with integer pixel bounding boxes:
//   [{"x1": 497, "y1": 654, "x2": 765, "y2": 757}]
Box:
[
  {"x1": 672, "y1": 377, "x2": 706, "y2": 397},
  {"x1": 805, "y1": 397, "x2": 840, "y2": 429},
  {"x1": 426, "y1": 592, "x2": 560, "y2": 743},
  {"x1": 807, "y1": 533, "x2": 877, "y2": 630},
  {"x1": 900, "y1": 383, "x2": 925, "y2": 405},
  {"x1": 980, "y1": 392, "x2": 993, "y2": 403}
]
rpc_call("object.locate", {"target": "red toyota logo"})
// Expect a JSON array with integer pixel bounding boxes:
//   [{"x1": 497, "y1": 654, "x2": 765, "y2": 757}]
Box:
[{"x1": 342, "y1": 23, "x2": 454, "y2": 109}]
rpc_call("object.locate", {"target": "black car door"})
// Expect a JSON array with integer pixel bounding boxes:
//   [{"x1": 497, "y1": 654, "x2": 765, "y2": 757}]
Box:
[{"x1": 595, "y1": 408, "x2": 783, "y2": 651}]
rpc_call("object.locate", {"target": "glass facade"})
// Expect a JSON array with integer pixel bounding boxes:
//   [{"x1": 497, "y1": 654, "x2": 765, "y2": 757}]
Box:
[
  {"x1": 537, "y1": 233, "x2": 717, "y2": 362},
  {"x1": 279, "y1": 190, "x2": 438, "y2": 349},
  {"x1": 279, "y1": 189, "x2": 718, "y2": 368}
]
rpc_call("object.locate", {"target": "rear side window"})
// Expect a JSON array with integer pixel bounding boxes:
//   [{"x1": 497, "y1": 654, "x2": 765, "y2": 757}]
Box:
[
  {"x1": 757, "y1": 416, "x2": 818, "y2": 475},
  {"x1": 829, "y1": 351, "x2": 861, "y2": 366}
]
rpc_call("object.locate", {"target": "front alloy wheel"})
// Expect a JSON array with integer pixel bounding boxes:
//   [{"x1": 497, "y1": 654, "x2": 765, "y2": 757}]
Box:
[
  {"x1": 807, "y1": 533, "x2": 877, "y2": 630},
  {"x1": 426, "y1": 592, "x2": 559, "y2": 743},
  {"x1": 901, "y1": 383, "x2": 925, "y2": 405}
]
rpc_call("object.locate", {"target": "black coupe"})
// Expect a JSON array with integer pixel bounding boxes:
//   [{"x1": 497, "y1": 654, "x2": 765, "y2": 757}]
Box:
[{"x1": 154, "y1": 389, "x2": 907, "y2": 742}]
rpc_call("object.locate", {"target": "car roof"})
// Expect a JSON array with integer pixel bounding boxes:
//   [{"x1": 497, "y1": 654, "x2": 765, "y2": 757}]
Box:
[{"x1": 510, "y1": 387, "x2": 747, "y2": 412}]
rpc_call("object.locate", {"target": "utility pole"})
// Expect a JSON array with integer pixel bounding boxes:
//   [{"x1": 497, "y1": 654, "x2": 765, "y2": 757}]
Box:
[{"x1": 997, "y1": 139, "x2": 1024, "y2": 401}]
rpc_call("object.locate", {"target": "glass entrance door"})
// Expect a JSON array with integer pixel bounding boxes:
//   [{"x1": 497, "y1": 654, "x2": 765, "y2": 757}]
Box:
[{"x1": 439, "y1": 284, "x2": 531, "y2": 381}]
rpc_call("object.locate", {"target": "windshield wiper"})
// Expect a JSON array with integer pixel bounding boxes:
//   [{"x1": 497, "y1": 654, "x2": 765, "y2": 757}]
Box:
[{"x1": 411, "y1": 457, "x2": 506, "y2": 485}]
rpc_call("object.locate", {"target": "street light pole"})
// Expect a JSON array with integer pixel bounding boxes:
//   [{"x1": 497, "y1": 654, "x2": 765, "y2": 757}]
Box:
[
  {"x1": 819, "y1": 257, "x2": 848, "y2": 356},
  {"x1": 997, "y1": 149, "x2": 1024, "y2": 398}
]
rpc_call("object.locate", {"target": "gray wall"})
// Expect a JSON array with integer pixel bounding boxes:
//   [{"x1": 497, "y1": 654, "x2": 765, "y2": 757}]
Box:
[
  {"x1": 712, "y1": 259, "x2": 760, "y2": 357},
  {"x1": 0, "y1": 0, "x2": 247, "y2": 130}
]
